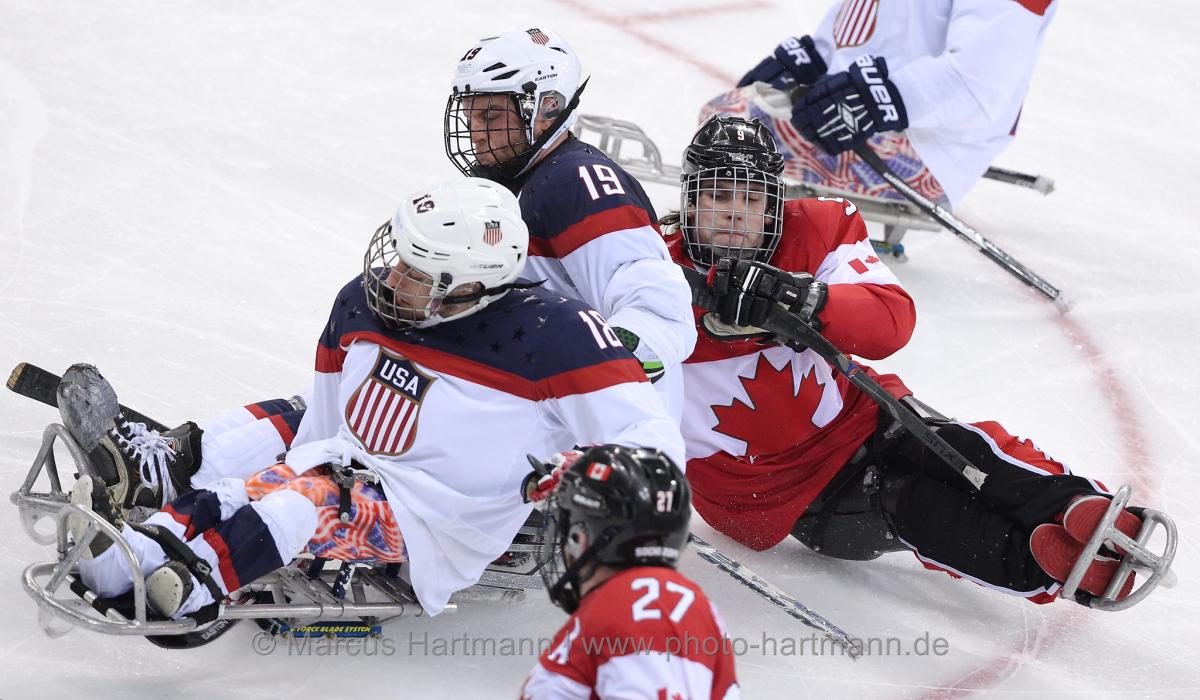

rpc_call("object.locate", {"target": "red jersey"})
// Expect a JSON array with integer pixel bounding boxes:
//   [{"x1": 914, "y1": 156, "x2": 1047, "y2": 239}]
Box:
[
  {"x1": 668, "y1": 198, "x2": 917, "y2": 550},
  {"x1": 521, "y1": 567, "x2": 739, "y2": 700}
]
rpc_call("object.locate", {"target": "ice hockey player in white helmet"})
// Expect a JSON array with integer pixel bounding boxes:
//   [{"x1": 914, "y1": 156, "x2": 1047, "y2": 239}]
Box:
[
  {"x1": 58, "y1": 28, "x2": 699, "y2": 522},
  {"x1": 63, "y1": 177, "x2": 684, "y2": 621},
  {"x1": 445, "y1": 28, "x2": 696, "y2": 421}
]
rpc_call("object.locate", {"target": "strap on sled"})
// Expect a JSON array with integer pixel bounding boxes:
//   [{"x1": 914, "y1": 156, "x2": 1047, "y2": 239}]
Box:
[{"x1": 327, "y1": 461, "x2": 381, "y2": 524}]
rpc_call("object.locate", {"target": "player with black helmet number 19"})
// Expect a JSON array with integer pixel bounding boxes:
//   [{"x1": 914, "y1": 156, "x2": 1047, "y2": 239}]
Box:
[
  {"x1": 445, "y1": 28, "x2": 696, "y2": 414},
  {"x1": 520, "y1": 445, "x2": 740, "y2": 700}
]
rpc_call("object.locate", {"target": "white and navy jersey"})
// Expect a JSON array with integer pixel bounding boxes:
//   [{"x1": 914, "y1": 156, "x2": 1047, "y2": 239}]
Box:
[
  {"x1": 669, "y1": 198, "x2": 915, "y2": 551},
  {"x1": 521, "y1": 567, "x2": 740, "y2": 700},
  {"x1": 288, "y1": 278, "x2": 685, "y2": 615},
  {"x1": 812, "y1": 0, "x2": 1057, "y2": 205},
  {"x1": 517, "y1": 136, "x2": 697, "y2": 402}
]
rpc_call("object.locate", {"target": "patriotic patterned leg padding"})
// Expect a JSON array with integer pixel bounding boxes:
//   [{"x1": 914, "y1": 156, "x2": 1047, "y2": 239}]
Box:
[
  {"x1": 246, "y1": 463, "x2": 407, "y2": 563},
  {"x1": 700, "y1": 89, "x2": 951, "y2": 209}
]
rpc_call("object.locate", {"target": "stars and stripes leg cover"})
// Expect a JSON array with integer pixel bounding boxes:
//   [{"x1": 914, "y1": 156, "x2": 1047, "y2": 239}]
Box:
[
  {"x1": 191, "y1": 409, "x2": 305, "y2": 488},
  {"x1": 699, "y1": 89, "x2": 951, "y2": 208},
  {"x1": 246, "y1": 464, "x2": 407, "y2": 564},
  {"x1": 880, "y1": 421, "x2": 1106, "y2": 604}
]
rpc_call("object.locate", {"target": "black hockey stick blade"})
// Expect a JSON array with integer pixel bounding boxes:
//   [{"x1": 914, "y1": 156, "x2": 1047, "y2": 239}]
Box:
[
  {"x1": 680, "y1": 267, "x2": 986, "y2": 492},
  {"x1": 983, "y1": 165, "x2": 1055, "y2": 195},
  {"x1": 852, "y1": 143, "x2": 1068, "y2": 311},
  {"x1": 6, "y1": 362, "x2": 169, "y2": 432}
]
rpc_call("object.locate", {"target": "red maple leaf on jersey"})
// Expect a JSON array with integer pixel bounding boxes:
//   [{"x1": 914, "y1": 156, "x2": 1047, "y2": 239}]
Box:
[{"x1": 711, "y1": 353, "x2": 827, "y2": 458}]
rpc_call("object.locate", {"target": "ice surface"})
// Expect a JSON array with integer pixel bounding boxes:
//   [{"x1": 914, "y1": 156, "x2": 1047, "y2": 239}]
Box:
[{"x1": 1, "y1": 1, "x2": 1197, "y2": 697}]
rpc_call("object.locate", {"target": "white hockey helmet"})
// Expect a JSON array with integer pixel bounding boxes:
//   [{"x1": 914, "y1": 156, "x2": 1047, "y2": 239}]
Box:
[
  {"x1": 363, "y1": 178, "x2": 529, "y2": 328},
  {"x1": 445, "y1": 28, "x2": 587, "y2": 185}
]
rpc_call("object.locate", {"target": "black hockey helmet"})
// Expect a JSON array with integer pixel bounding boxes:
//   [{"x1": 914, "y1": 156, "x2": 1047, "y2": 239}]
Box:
[
  {"x1": 680, "y1": 114, "x2": 786, "y2": 266},
  {"x1": 536, "y1": 445, "x2": 691, "y2": 614}
]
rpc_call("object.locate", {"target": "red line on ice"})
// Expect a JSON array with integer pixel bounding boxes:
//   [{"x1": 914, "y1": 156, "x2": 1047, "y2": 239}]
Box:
[
  {"x1": 553, "y1": 3, "x2": 1159, "y2": 694},
  {"x1": 550, "y1": 0, "x2": 739, "y2": 86},
  {"x1": 619, "y1": 1, "x2": 774, "y2": 24}
]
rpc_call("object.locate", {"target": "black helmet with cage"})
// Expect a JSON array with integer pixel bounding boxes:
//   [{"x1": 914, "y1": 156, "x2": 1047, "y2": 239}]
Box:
[
  {"x1": 535, "y1": 445, "x2": 690, "y2": 614},
  {"x1": 680, "y1": 115, "x2": 786, "y2": 266}
]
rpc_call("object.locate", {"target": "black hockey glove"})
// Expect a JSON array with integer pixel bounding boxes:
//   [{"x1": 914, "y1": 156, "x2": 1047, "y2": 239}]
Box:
[
  {"x1": 710, "y1": 257, "x2": 827, "y2": 331},
  {"x1": 737, "y1": 35, "x2": 829, "y2": 90},
  {"x1": 791, "y1": 54, "x2": 908, "y2": 156}
]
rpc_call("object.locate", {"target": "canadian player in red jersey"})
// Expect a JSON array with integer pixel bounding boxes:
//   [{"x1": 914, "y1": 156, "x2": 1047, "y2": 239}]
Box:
[
  {"x1": 662, "y1": 115, "x2": 1171, "y2": 608},
  {"x1": 520, "y1": 446, "x2": 739, "y2": 699}
]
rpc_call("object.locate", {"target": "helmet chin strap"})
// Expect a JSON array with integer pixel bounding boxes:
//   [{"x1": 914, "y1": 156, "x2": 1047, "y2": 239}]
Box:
[
  {"x1": 509, "y1": 77, "x2": 591, "y2": 184},
  {"x1": 549, "y1": 524, "x2": 618, "y2": 612},
  {"x1": 442, "y1": 278, "x2": 544, "y2": 306}
]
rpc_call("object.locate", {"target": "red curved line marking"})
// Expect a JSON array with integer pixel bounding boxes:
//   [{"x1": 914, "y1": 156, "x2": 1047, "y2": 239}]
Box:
[
  {"x1": 925, "y1": 312, "x2": 1155, "y2": 697},
  {"x1": 550, "y1": 0, "x2": 739, "y2": 86},
  {"x1": 551, "y1": 2, "x2": 1160, "y2": 693},
  {"x1": 622, "y1": 1, "x2": 774, "y2": 24}
]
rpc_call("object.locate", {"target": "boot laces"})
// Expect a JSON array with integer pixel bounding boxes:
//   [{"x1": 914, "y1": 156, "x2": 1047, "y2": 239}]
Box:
[{"x1": 111, "y1": 420, "x2": 180, "y2": 504}]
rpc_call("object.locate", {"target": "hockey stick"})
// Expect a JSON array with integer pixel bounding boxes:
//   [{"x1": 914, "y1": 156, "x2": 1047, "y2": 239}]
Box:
[
  {"x1": 688, "y1": 533, "x2": 861, "y2": 657},
  {"x1": 851, "y1": 144, "x2": 1068, "y2": 310},
  {"x1": 6, "y1": 362, "x2": 169, "y2": 432},
  {"x1": 681, "y1": 267, "x2": 987, "y2": 492},
  {"x1": 983, "y1": 165, "x2": 1055, "y2": 195}
]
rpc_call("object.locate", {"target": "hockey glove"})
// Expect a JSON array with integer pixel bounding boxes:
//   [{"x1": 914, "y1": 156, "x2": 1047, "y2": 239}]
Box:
[
  {"x1": 710, "y1": 257, "x2": 827, "y2": 331},
  {"x1": 791, "y1": 54, "x2": 908, "y2": 156},
  {"x1": 521, "y1": 449, "x2": 584, "y2": 503},
  {"x1": 737, "y1": 35, "x2": 828, "y2": 90},
  {"x1": 612, "y1": 326, "x2": 666, "y2": 383}
]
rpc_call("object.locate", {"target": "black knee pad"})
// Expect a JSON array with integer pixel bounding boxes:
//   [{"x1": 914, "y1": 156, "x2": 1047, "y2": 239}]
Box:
[{"x1": 791, "y1": 465, "x2": 911, "y2": 561}]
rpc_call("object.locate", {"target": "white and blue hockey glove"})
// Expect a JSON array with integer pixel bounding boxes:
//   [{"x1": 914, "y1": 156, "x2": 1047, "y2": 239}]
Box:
[
  {"x1": 791, "y1": 54, "x2": 908, "y2": 156},
  {"x1": 738, "y1": 35, "x2": 828, "y2": 90}
]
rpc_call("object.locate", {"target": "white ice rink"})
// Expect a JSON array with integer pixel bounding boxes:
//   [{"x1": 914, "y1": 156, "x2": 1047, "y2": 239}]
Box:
[{"x1": 2, "y1": 1, "x2": 1198, "y2": 697}]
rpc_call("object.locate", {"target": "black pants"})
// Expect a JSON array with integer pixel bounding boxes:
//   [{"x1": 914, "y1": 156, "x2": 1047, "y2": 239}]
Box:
[{"x1": 794, "y1": 420, "x2": 1102, "y2": 598}]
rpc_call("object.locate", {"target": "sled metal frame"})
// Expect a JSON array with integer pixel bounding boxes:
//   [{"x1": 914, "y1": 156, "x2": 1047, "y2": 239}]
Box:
[
  {"x1": 1060, "y1": 484, "x2": 1178, "y2": 611},
  {"x1": 14, "y1": 424, "x2": 537, "y2": 638}
]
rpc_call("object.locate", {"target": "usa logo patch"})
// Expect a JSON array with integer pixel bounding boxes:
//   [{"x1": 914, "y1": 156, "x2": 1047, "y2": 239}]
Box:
[
  {"x1": 483, "y1": 220, "x2": 503, "y2": 246},
  {"x1": 526, "y1": 28, "x2": 550, "y2": 45},
  {"x1": 345, "y1": 349, "x2": 435, "y2": 456}
]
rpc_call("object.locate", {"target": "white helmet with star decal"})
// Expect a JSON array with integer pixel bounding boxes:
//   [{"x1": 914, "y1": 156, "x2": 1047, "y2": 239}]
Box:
[
  {"x1": 444, "y1": 27, "x2": 587, "y2": 185},
  {"x1": 363, "y1": 177, "x2": 529, "y2": 328}
]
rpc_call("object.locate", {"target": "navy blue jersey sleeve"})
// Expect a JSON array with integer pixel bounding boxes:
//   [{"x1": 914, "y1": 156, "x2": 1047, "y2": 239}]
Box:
[{"x1": 519, "y1": 136, "x2": 660, "y2": 259}]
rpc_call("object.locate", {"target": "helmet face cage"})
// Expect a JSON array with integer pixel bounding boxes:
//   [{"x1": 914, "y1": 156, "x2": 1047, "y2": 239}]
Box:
[
  {"x1": 363, "y1": 222, "x2": 457, "y2": 328},
  {"x1": 444, "y1": 89, "x2": 537, "y2": 184},
  {"x1": 679, "y1": 115, "x2": 786, "y2": 267},
  {"x1": 534, "y1": 446, "x2": 691, "y2": 613},
  {"x1": 681, "y1": 166, "x2": 784, "y2": 266}
]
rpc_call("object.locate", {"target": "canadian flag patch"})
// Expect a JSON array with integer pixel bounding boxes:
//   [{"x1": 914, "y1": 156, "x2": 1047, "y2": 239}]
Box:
[
  {"x1": 848, "y1": 255, "x2": 879, "y2": 274},
  {"x1": 587, "y1": 462, "x2": 613, "y2": 481}
]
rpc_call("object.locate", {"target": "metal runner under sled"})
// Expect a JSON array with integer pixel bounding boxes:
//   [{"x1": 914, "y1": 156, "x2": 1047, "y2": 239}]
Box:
[{"x1": 13, "y1": 424, "x2": 542, "y2": 644}]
